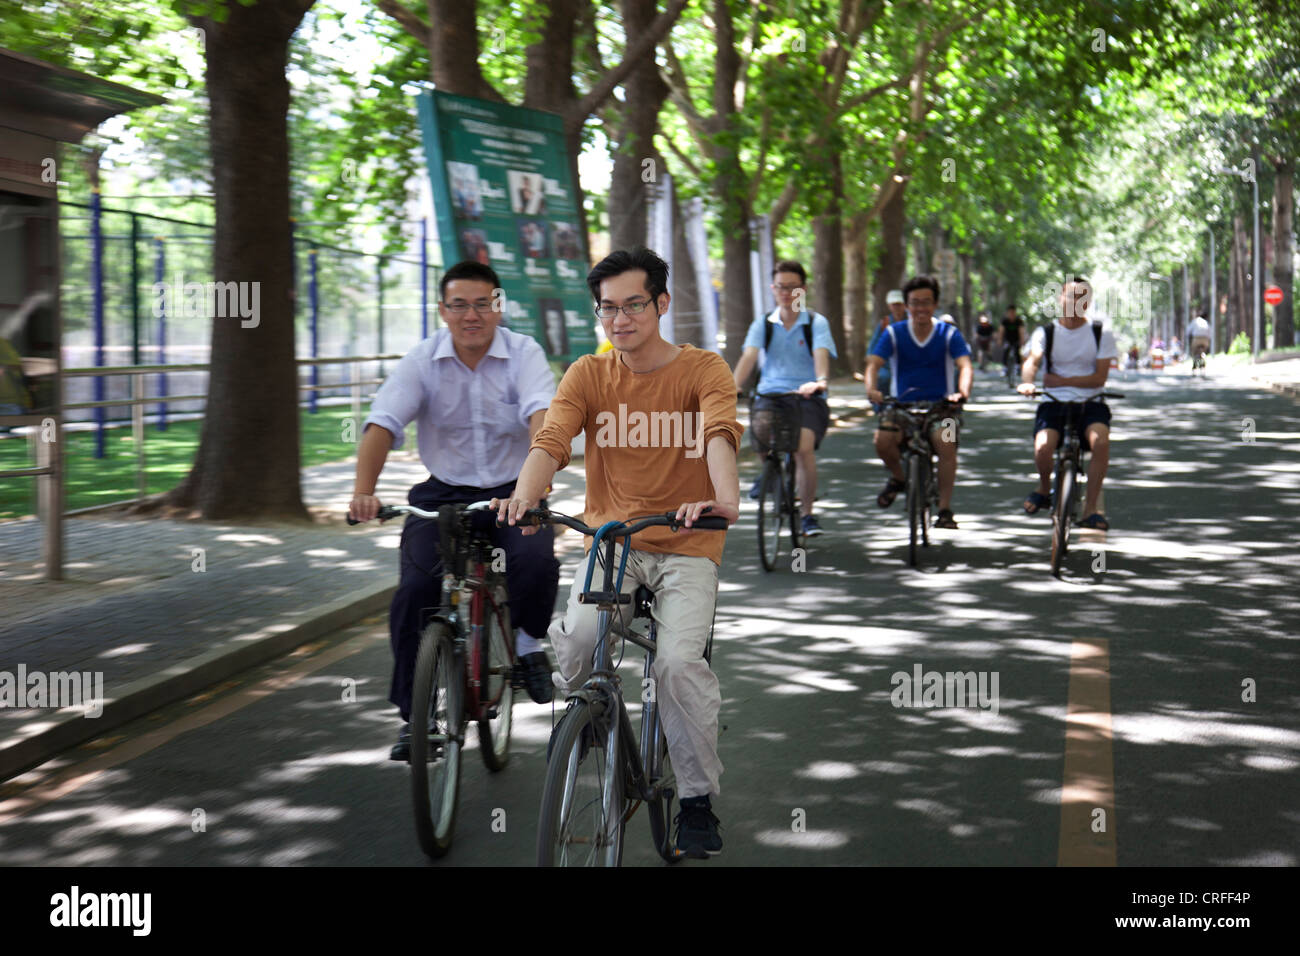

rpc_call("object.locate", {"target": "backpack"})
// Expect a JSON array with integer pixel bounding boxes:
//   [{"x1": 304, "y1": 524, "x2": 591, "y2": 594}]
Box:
[
  {"x1": 762, "y1": 311, "x2": 816, "y2": 358},
  {"x1": 1043, "y1": 320, "x2": 1102, "y2": 375}
]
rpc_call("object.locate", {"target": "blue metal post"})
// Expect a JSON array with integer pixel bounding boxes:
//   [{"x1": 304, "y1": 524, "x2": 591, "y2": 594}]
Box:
[
  {"x1": 154, "y1": 237, "x2": 168, "y2": 430},
  {"x1": 91, "y1": 188, "x2": 106, "y2": 458},
  {"x1": 421, "y1": 217, "x2": 429, "y2": 340},
  {"x1": 309, "y1": 246, "x2": 319, "y2": 414}
]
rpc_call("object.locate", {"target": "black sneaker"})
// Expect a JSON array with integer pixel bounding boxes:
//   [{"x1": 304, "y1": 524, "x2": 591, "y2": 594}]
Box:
[
  {"x1": 747, "y1": 476, "x2": 764, "y2": 500},
  {"x1": 801, "y1": 515, "x2": 825, "y2": 537},
  {"x1": 516, "y1": 651, "x2": 554, "y2": 704},
  {"x1": 674, "y1": 797, "x2": 722, "y2": 858},
  {"x1": 389, "y1": 722, "x2": 411, "y2": 762}
]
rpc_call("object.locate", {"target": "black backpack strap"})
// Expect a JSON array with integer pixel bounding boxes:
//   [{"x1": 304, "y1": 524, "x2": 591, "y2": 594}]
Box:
[
  {"x1": 1043, "y1": 323, "x2": 1054, "y2": 374},
  {"x1": 1092, "y1": 320, "x2": 1102, "y2": 351},
  {"x1": 763, "y1": 314, "x2": 773, "y2": 355},
  {"x1": 803, "y1": 312, "x2": 815, "y2": 355}
]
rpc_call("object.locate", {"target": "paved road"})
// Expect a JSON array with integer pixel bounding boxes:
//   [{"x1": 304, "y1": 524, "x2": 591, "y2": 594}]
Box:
[{"x1": 1, "y1": 366, "x2": 1296, "y2": 866}]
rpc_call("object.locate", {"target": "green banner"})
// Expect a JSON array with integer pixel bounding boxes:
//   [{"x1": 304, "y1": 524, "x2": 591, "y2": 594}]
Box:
[{"x1": 417, "y1": 89, "x2": 595, "y2": 362}]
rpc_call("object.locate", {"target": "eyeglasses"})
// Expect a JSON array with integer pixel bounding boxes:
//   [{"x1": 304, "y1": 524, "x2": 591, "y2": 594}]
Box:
[
  {"x1": 443, "y1": 300, "x2": 497, "y2": 315},
  {"x1": 595, "y1": 299, "x2": 655, "y2": 319}
]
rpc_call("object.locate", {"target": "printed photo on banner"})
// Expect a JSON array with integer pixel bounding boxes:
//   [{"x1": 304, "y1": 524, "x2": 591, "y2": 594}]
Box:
[
  {"x1": 459, "y1": 228, "x2": 490, "y2": 265},
  {"x1": 552, "y1": 222, "x2": 582, "y2": 260},
  {"x1": 517, "y1": 219, "x2": 550, "y2": 260},
  {"x1": 540, "y1": 298, "x2": 568, "y2": 357},
  {"x1": 507, "y1": 170, "x2": 546, "y2": 215},
  {"x1": 447, "y1": 162, "x2": 482, "y2": 220}
]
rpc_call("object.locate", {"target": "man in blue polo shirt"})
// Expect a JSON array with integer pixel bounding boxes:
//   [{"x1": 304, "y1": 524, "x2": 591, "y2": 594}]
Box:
[
  {"x1": 732, "y1": 260, "x2": 837, "y2": 537},
  {"x1": 865, "y1": 274, "x2": 973, "y2": 529}
]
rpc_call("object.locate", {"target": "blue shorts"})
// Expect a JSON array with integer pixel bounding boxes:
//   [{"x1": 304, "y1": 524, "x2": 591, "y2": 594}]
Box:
[{"x1": 1034, "y1": 400, "x2": 1111, "y2": 451}]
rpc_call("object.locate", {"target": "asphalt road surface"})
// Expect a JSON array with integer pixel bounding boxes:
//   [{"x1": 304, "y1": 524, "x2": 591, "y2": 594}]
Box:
[{"x1": 2, "y1": 365, "x2": 1296, "y2": 866}]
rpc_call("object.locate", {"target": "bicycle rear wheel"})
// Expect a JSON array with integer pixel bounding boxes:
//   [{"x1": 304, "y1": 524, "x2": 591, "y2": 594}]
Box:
[
  {"x1": 475, "y1": 590, "x2": 514, "y2": 772},
  {"x1": 537, "y1": 700, "x2": 625, "y2": 867},
  {"x1": 1051, "y1": 461, "x2": 1076, "y2": 577},
  {"x1": 906, "y1": 453, "x2": 922, "y2": 566},
  {"x1": 410, "y1": 624, "x2": 462, "y2": 859},
  {"x1": 646, "y1": 716, "x2": 683, "y2": 864},
  {"x1": 756, "y1": 457, "x2": 783, "y2": 572}
]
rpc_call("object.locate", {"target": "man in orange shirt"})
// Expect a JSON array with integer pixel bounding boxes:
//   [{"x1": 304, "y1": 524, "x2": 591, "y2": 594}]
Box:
[{"x1": 495, "y1": 247, "x2": 741, "y2": 858}]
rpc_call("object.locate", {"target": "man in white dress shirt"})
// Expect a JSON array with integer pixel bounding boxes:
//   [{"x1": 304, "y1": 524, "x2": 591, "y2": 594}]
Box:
[{"x1": 349, "y1": 261, "x2": 560, "y2": 760}]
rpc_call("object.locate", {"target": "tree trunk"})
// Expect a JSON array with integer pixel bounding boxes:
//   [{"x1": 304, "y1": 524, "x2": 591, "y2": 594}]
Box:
[
  {"x1": 713, "y1": 0, "x2": 751, "y2": 365},
  {"x1": 843, "y1": 209, "x2": 870, "y2": 376},
  {"x1": 1272, "y1": 157, "x2": 1295, "y2": 348},
  {"x1": 1233, "y1": 214, "x2": 1250, "y2": 345},
  {"x1": 163, "y1": 0, "x2": 314, "y2": 520},
  {"x1": 871, "y1": 183, "x2": 906, "y2": 323},
  {"x1": 607, "y1": 0, "x2": 669, "y2": 252},
  {"x1": 428, "y1": 0, "x2": 503, "y2": 102},
  {"x1": 670, "y1": 189, "x2": 704, "y2": 347},
  {"x1": 811, "y1": 153, "x2": 846, "y2": 374},
  {"x1": 959, "y1": 251, "x2": 973, "y2": 338}
]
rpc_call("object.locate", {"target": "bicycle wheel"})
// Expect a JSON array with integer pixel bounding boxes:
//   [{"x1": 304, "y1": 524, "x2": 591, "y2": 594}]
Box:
[
  {"x1": 475, "y1": 590, "x2": 514, "y2": 772},
  {"x1": 920, "y1": 456, "x2": 932, "y2": 548},
  {"x1": 536, "y1": 700, "x2": 625, "y2": 867},
  {"x1": 785, "y1": 453, "x2": 802, "y2": 551},
  {"x1": 1051, "y1": 460, "x2": 1076, "y2": 577},
  {"x1": 756, "y1": 457, "x2": 783, "y2": 572},
  {"x1": 906, "y1": 453, "x2": 922, "y2": 567},
  {"x1": 410, "y1": 624, "x2": 462, "y2": 859}
]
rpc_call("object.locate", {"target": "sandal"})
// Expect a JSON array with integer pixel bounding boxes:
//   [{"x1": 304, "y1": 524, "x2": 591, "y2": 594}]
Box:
[
  {"x1": 1079, "y1": 513, "x2": 1110, "y2": 531},
  {"x1": 1023, "y1": 491, "x2": 1051, "y2": 515},
  {"x1": 934, "y1": 509, "x2": 958, "y2": 529},
  {"x1": 877, "y1": 476, "x2": 906, "y2": 508}
]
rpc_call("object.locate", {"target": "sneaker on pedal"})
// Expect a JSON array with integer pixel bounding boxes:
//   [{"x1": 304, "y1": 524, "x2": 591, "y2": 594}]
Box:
[
  {"x1": 674, "y1": 796, "x2": 722, "y2": 858},
  {"x1": 801, "y1": 515, "x2": 825, "y2": 537},
  {"x1": 516, "y1": 651, "x2": 554, "y2": 704},
  {"x1": 747, "y1": 475, "x2": 764, "y2": 500}
]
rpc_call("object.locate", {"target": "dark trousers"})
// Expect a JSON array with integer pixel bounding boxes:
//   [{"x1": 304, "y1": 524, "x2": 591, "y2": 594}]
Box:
[{"x1": 388, "y1": 475, "x2": 559, "y2": 720}]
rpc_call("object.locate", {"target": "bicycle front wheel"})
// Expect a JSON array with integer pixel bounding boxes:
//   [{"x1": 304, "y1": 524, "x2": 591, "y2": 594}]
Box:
[
  {"x1": 475, "y1": 590, "x2": 514, "y2": 772},
  {"x1": 1051, "y1": 461, "x2": 1076, "y2": 577},
  {"x1": 537, "y1": 700, "x2": 625, "y2": 867},
  {"x1": 785, "y1": 454, "x2": 802, "y2": 551},
  {"x1": 756, "y1": 457, "x2": 783, "y2": 572},
  {"x1": 410, "y1": 624, "x2": 462, "y2": 859},
  {"x1": 906, "y1": 454, "x2": 922, "y2": 567},
  {"x1": 646, "y1": 722, "x2": 682, "y2": 865}
]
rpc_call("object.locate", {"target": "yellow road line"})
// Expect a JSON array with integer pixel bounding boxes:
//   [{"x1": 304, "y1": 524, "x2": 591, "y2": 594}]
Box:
[
  {"x1": 1057, "y1": 636, "x2": 1117, "y2": 866},
  {"x1": 0, "y1": 628, "x2": 383, "y2": 823}
]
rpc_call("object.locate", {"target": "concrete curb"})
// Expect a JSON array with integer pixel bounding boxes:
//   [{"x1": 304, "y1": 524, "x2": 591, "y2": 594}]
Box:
[{"x1": 0, "y1": 581, "x2": 395, "y2": 782}]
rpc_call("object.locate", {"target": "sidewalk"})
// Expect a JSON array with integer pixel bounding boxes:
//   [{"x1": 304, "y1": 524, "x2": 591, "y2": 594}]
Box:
[{"x1": 0, "y1": 378, "x2": 870, "y2": 781}]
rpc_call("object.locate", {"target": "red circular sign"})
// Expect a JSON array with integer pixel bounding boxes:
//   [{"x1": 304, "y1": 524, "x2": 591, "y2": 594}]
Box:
[{"x1": 1265, "y1": 285, "x2": 1284, "y2": 306}]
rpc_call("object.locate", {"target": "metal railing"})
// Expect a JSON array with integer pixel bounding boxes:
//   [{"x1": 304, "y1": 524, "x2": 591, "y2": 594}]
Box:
[{"x1": 3, "y1": 354, "x2": 401, "y2": 513}]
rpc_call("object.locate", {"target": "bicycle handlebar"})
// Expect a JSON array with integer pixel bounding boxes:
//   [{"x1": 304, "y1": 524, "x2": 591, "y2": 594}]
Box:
[
  {"x1": 1025, "y1": 390, "x2": 1125, "y2": 401},
  {"x1": 345, "y1": 499, "x2": 496, "y2": 526}
]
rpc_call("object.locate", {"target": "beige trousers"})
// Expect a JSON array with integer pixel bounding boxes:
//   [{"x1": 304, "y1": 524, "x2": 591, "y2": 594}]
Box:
[{"x1": 548, "y1": 545, "x2": 722, "y2": 798}]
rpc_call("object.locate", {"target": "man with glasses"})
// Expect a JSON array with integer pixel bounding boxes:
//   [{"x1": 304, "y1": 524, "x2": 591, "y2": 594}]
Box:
[
  {"x1": 496, "y1": 246, "x2": 741, "y2": 859},
  {"x1": 731, "y1": 260, "x2": 836, "y2": 537},
  {"x1": 866, "y1": 274, "x2": 973, "y2": 529},
  {"x1": 349, "y1": 260, "x2": 560, "y2": 761}
]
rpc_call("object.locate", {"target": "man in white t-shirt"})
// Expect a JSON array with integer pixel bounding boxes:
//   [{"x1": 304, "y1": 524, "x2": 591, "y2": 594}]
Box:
[
  {"x1": 1017, "y1": 277, "x2": 1118, "y2": 530},
  {"x1": 1188, "y1": 313, "x2": 1211, "y2": 361}
]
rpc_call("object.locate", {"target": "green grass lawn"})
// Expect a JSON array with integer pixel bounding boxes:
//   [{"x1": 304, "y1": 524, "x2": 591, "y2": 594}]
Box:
[{"x1": 0, "y1": 404, "x2": 373, "y2": 519}]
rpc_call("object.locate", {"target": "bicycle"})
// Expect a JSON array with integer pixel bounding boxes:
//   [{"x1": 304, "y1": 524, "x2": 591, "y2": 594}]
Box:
[
  {"x1": 516, "y1": 507, "x2": 728, "y2": 867},
  {"x1": 880, "y1": 396, "x2": 962, "y2": 567},
  {"x1": 1025, "y1": 391, "x2": 1124, "y2": 577},
  {"x1": 1190, "y1": 344, "x2": 1208, "y2": 377},
  {"x1": 348, "y1": 500, "x2": 515, "y2": 858},
  {"x1": 1002, "y1": 343, "x2": 1021, "y2": 387},
  {"x1": 747, "y1": 391, "x2": 804, "y2": 571}
]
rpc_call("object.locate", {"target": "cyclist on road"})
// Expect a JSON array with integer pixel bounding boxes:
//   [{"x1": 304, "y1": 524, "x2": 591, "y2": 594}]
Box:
[
  {"x1": 974, "y1": 312, "x2": 995, "y2": 370},
  {"x1": 1188, "y1": 312, "x2": 1211, "y2": 366},
  {"x1": 998, "y1": 304, "x2": 1026, "y2": 383},
  {"x1": 731, "y1": 260, "x2": 836, "y2": 537},
  {"x1": 350, "y1": 260, "x2": 561, "y2": 762},
  {"x1": 1017, "y1": 276, "x2": 1118, "y2": 529},
  {"x1": 866, "y1": 275, "x2": 973, "y2": 529},
  {"x1": 496, "y1": 247, "x2": 742, "y2": 859},
  {"x1": 866, "y1": 290, "x2": 906, "y2": 411}
]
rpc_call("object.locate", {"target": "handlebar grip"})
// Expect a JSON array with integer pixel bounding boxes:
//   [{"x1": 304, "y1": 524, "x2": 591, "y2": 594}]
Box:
[{"x1": 685, "y1": 516, "x2": 730, "y2": 530}]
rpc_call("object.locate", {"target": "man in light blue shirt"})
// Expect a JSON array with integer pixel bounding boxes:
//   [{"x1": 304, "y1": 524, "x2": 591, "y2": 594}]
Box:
[
  {"x1": 731, "y1": 260, "x2": 836, "y2": 537},
  {"x1": 349, "y1": 261, "x2": 560, "y2": 761}
]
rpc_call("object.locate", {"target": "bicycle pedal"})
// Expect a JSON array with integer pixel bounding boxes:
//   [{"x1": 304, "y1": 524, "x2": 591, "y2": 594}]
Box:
[{"x1": 486, "y1": 706, "x2": 499, "y2": 719}]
